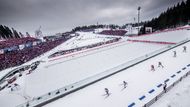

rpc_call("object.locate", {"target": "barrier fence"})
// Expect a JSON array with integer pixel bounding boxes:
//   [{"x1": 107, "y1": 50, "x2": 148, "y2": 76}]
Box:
[
  {"x1": 143, "y1": 70, "x2": 190, "y2": 107},
  {"x1": 127, "y1": 39, "x2": 176, "y2": 45},
  {"x1": 16, "y1": 38, "x2": 190, "y2": 107}
]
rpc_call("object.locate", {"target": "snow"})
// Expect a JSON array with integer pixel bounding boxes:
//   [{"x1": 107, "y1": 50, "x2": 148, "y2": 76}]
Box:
[
  {"x1": 129, "y1": 29, "x2": 190, "y2": 43},
  {"x1": 24, "y1": 41, "x2": 164, "y2": 98},
  {"x1": 0, "y1": 28, "x2": 190, "y2": 107},
  {"x1": 0, "y1": 68, "x2": 15, "y2": 81},
  {"x1": 0, "y1": 73, "x2": 29, "y2": 107},
  {"x1": 59, "y1": 32, "x2": 121, "y2": 50},
  {"x1": 151, "y1": 73, "x2": 190, "y2": 107},
  {"x1": 42, "y1": 42, "x2": 190, "y2": 107}
]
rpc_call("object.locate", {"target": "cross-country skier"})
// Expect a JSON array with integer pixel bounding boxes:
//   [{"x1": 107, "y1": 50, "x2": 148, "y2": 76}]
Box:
[
  {"x1": 183, "y1": 46, "x2": 187, "y2": 52},
  {"x1": 163, "y1": 82, "x2": 167, "y2": 93},
  {"x1": 123, "y1": 81, "x2": 128, "y2": 89},
  {"x1": 151, "y1": 65, "x2": 155, "y2": 71},
  {"x1": 105, "y1": 88, "x2": 110, "y2": 96},
  {"x1": 173, "y1": 51, "x2": 176, "y2": 57},
  {"x1": 158, "y1": 62, "x2": 164, "y2": 68}
]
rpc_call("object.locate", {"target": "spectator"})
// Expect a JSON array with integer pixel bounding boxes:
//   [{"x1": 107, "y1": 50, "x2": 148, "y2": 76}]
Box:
[
  {"x1": 158, "y1": 62, "x2": 164, "y2": 68},
  {"x1": 173, "y1": 51, "x2": 176, "y2": 57},
  {"x1": 183, "y1": 46, "x2": 187, "y2": 52},
  {"x1": 0, "y1": 37, "x2": 69, "y2": 71}
]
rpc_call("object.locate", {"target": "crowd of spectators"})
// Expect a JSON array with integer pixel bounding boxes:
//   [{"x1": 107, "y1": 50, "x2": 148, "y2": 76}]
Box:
[
  {"x1": 0, "y1": 37, "x2": 38, "y2": 49},
  {"x1": 0, "y1": 37, "x2": 69, "y2": 71},
  {"x1": 99, "y1": 30, "x2": 127, "y2": 36},
  {"x1": 0, "y1": 33, "x2": 122, "y2": 71}
]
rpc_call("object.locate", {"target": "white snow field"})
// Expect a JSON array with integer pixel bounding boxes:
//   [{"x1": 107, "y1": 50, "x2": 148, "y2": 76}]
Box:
[
  {"x1": 0, "y1": 27, "x2": 190, "y2": 107},
  {"x1": 41, "y1": 40, "x2": 190, "y2": 107},
  {"x1": 58, "y1": 32, "x2": 120, "y2": 50},
  {"x1": 129, "y1": 26, "x2": 190, "y2": 43},
  {"x1": 19, "y1": 35, "x2": 166, "y2": 97}
]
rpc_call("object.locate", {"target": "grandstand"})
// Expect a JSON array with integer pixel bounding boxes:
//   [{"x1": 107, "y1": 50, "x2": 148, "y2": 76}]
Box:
[
  {"x1": 0, "y1": 36, "x2": 70, "y2": 71},
  {"x1": 99, "y1": 29, "x2": 127, "y2": 36}
]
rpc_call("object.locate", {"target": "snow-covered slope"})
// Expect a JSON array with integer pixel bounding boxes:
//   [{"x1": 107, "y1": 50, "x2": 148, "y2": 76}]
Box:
[
  {"x1": 129, "y1": 29, "x2": 190, "y2": 43},
  {"x1": 0, "y1": 28, "x2": 190, "y2": 107},
  {"x1": 43, "y1": 40, "x2": 190, "y2": 107},
  {"x1": 151, "y1": 75, "x2": 190, "y2": 107},
  {"x1": 25, "y1": 42, "x2": 163, "y2": 97},
  {"x1": 59, "y1": 32, "x2": 120, "y2": 50}
]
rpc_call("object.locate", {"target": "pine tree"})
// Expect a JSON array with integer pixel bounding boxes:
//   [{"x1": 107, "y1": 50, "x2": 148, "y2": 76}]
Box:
[
  {"x1": 12, "y1": 28, "x2": 20, "y2": 38},
  {"x1": 19, "y1": 32, "x2": 24, "y2": 38},
  {"x1": 0, "y1": 25, "x2": 6, "y2": 39},
  {"x1": 4, "y1": 26, "x2": 13, "y2": 38},
  {"x1": 142, "y1": 0, "x2": 190, "y2": 33}
]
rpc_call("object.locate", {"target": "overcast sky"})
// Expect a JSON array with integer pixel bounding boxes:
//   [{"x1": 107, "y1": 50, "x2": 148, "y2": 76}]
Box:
[{"x1": 0, "y1": 0, "x2": 184, "y2": 35}]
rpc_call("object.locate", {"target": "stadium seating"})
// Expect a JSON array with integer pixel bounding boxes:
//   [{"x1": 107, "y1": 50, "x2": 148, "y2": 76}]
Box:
[
  {"x1": 99, "y1": 30, "x2": 127, "y2": 36},
  {"x1": 0, "y1": 37, "x2": 68, "y2": 71},
  {"x1": 49, "y1": 37, "x2": 121, "y2": 58},
  {"x1": 0, "y1": 37, "x2": 38, "y2": 49}
]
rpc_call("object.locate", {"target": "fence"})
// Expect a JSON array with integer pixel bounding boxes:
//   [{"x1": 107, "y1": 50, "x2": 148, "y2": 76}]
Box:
[
  {"x1": 127, "y1": 39, "x2": 176, "y2": 45},
  {"x1": 143, "y1": 70, "x2": 190, "y2": 107},
  {"x1": 17, "y1": 38, "x2": 190, "y2": 107}
]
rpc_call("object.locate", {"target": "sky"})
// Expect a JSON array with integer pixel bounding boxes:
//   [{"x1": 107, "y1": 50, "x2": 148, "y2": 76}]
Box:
[{"x1": 0, "y1": 0, "x2": 184, "y2": 35}]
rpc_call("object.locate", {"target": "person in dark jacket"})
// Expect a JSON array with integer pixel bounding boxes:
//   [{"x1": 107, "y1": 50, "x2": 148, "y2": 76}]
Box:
[
  {"x1": 105, "y1": 88, "x2": 110, "y2": 96},
  {"x1": 158, "y1": 62, "x2": 164, "y2": 68},
  {"x1": 163, "y1": 82, "x2": 167, "y2": 93}
]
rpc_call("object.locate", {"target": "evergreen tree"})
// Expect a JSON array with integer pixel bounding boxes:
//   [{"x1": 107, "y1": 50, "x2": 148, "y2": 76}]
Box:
[
  {"x1": 19, "y1": 32, "x2": 24, "y2": 38},
  {"x1": 4, "y1": 26, "x2": 13, "y2": 38},
  {"x1": 0, "y1": 25, "x2": 6, "y2": 39},
  {"x1": 12, "y1": 28, "x2": 20, "y2": 38},
  {"x1": 0, "y1": 25, "x2": 23, "y2": 39},
  {"x1": 143, "y1": 0, "x2": 190, "y2": 33},
  {"x1": 26, "y1": 32, "x2": 30, "y2": 37}
]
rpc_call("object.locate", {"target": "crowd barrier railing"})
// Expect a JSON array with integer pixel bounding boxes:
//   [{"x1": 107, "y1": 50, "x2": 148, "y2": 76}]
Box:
[{"x1": 143, "y1": 71, "x2": 190, "y2": 107}]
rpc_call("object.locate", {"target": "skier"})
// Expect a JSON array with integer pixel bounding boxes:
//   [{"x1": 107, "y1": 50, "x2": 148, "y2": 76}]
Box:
[
  {"x1": 11, "y1": 87, "x2": 13, "y2": 91},
  {"x1": 173, "y1": 51, "x2": 176, "y2": 57},
  {"x1": 14, "y1": 83, "x2": 18, "y2": 87},
  {"x1": 123, "y1": 81, "x2": 128, "y2": 89},
  {"x1": 151, "y1": 65, "x2": 155, "y2": 71},
  {"x1": 10, "y1": 83, "x2": 20, "y2": 91},
  {"x1": 104, "y1": 88, "x2": 110, "y2": 96},
  {"x1": 158, "y1": 62, "x2": 164, "y2": 68},
  {"x1": 163, "y1": 82, "x2": 167, "y2": 93},
  {"x1": 183, "y1": 46, "x2": 187, "y2": 52}
]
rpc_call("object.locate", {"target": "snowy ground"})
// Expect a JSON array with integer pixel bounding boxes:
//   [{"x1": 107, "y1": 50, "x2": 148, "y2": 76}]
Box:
[
  {"x1": 59, "y1": 32, "x2": 120, "y2": 50},
  {"x1": 129, "y1": 28, "x2": 190, "y2": 43},
  {"x1": 0, "y1": 28, "x2": 190, "y2": 107},
  {"x1": 42, "y1": 41, "x2": 190, "y2": 107},
  {"x1": 151, "y1": 74, "x2": 190, "y2": 107},
  {"x1": 24, "y1": 41, "x2": 164, "y2": 97}
]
